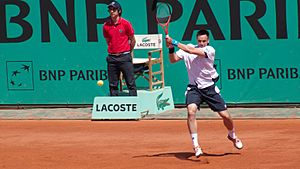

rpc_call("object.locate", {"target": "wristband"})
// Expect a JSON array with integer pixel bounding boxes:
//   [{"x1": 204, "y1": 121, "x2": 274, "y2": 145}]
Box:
[
  {"x1": 168, "y1": 47, "x2": 175, "y2": 54},
  {"x1": 171, "y1": 39, "x2": 179, "y2": 46}
]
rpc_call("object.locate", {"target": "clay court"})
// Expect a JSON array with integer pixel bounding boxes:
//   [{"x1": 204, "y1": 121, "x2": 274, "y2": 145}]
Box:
[{"x1": 1, "y1": 119, "x2": 300, "y2": 169}]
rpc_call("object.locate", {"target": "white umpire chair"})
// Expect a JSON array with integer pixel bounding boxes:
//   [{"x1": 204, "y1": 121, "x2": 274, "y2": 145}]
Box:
[{"x1": 120, "y1": 34, "x2": 165, "y2": 91}]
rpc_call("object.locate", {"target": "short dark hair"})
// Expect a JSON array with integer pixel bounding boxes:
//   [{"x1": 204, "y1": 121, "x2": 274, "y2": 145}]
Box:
[{"x1": 196, "y1": 29, "x2": 209, "y2": 38}]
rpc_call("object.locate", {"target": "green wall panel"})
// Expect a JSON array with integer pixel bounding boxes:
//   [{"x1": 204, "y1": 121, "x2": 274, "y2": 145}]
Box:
[{"x1": 1, "y1": 0, "x2": 299, "y2": 105}]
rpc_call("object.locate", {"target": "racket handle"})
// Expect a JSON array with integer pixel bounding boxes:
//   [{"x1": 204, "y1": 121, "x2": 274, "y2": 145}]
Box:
[{"x1": 165, "y1": 34, "x2": 169, "y2": 38}]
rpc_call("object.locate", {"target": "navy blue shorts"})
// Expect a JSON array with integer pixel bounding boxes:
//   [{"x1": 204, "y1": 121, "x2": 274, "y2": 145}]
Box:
[{"x1": 185, "y1": 84, "x2": 227, "y2": 112}]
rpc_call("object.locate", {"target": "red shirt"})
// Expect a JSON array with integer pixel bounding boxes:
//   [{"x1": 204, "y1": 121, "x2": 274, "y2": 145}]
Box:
[{"x1": 103, "y1": 18, "x2": 134, "y2": 54}]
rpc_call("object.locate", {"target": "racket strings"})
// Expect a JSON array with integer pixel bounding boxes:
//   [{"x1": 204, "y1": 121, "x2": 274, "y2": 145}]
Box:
[
  {"x1": 156, "y1": 4, "x2": 171, "y2": 24},
  {"x1": 156, "y1": 16, "x2": 170, "y2": 24}
]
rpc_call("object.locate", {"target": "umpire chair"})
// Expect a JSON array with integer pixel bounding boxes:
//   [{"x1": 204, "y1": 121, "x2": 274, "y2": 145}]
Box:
[{"x1": 120, "y1": 34, "x2": 165, "y2": 91}]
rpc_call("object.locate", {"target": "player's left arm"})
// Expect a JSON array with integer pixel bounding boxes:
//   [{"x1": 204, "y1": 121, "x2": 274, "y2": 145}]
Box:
[
  {"x1": 166, "y1": 37, "x2": 206, "y2": 58},
  {"x1": 177, "y1": 43, "x2": 206, "y2": 58}
]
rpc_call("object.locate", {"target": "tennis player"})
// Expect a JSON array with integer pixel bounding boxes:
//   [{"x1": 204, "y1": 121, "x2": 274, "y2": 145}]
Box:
[
  {"x1": 166, "y1": 30, "x2": 243, "y2": 157},
  {"x1": 103, "y1": 1, "x2": 137, "y2": 96}
]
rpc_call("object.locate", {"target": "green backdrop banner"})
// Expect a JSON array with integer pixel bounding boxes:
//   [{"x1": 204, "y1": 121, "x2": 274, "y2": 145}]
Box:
[{"x1": 1, "y1": 0, "x2": 299, "y2": 105}]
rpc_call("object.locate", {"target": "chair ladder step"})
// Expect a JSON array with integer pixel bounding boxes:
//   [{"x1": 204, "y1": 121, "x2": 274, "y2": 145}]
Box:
[
  {"x1": 152, "y1": 71, "x2": 162, "y2": 75},
  {"x1": 152, "y1": 81, "x2": 163, "y2": 85}
]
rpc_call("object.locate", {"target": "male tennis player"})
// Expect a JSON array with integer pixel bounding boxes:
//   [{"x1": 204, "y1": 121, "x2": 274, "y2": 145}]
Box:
[
  {"x1": 103, "y1": 1, "x2": 137, "y2": 96},
  {"x1": 165, "y1": 30, "x2": 243, "y2": 158}
]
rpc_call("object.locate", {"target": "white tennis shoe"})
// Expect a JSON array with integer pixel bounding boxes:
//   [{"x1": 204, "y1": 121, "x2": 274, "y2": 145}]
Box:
[
  {"x1": 193, "y1": 146, "x2": 203, "y2": 158},
  {"x1": 227, "y1": 135, "x2": 243, "y2": 149}
]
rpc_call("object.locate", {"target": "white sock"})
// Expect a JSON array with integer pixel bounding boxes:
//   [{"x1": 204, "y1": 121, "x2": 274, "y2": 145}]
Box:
[
  {"x1": 228, "y1": 129, "x2": 236, "y2": 139},
  {"x1": 191, "y1": 133, "x2": 199, "y2": 147}
]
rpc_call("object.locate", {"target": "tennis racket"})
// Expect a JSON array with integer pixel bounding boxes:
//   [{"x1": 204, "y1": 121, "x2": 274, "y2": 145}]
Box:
[{"x1": 155, "y1": 2, "x2": 172, "y2": 38}]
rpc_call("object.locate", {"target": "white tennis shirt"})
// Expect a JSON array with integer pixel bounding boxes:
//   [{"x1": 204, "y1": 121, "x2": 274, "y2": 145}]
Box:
[{"x1": 176, "y1": 44, "x2": 218, "y2": 89}]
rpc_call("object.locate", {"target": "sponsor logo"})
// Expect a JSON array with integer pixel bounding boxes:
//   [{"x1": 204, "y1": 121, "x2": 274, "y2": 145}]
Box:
[
  {"x1": 6, "y1": 61, "x2": 34, "y2": 90},
  {"x1": 136, "y1": 42, "x2": 156, "y2": 47},
  {"x1": 156, "y1": 92, "x2": 170, "y2": 110},
  {"x1": 136, "y1": 36, "x2": 157, "y2": 47},
  {"x1": 95, "y1": 103, "x2": 137, "y2": 112},
  {"x1": 142, "y1": 37, "x2": 150, "y2": 42}
]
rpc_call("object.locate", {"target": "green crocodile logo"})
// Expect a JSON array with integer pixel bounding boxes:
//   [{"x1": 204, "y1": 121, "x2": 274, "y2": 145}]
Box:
[
  {"x1": 156, "y1": 92, "x2": 170, "y2": 110},
  {"x1": 142, "y1": 37, "x2": 150, "y2": 42}
]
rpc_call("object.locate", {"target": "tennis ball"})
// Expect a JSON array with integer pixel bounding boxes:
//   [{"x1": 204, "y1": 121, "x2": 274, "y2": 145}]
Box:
[{"x1": 97, "y1": 80, "x2": 104, "y2": 86}]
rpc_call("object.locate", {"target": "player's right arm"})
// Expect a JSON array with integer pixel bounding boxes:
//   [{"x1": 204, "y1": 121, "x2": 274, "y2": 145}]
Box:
[
  {"x1": 168, "y1": 47, "x2": 181, "y2": 63},
  {"x1": 165, "y1": 37, "x2": 181, "y2": 63}
]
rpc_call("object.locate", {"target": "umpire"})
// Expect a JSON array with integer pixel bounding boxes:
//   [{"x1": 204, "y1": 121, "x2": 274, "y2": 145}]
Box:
[{"x1": 103, "y1": 1, "x2": 137, "y2": 96}]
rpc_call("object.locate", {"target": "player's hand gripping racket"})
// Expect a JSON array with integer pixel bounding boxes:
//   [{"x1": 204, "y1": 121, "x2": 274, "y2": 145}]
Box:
[{"x1": 155, "y1": 2, "x2": 172, "y2": 38}]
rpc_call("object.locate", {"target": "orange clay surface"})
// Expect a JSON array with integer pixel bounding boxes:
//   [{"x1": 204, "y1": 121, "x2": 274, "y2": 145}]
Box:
[{"x1": 1, "y1": 119, "x2": 300, "y2": 169}]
